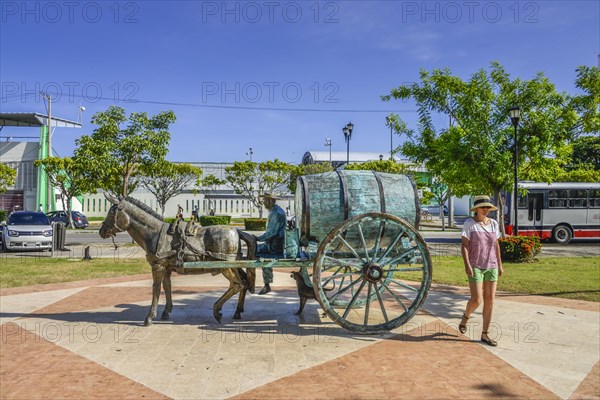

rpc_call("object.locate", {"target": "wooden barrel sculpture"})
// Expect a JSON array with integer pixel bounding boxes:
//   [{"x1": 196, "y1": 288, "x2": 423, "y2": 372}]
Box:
[
  {"x1": 296, "y1": 170, "x2": 430, "y2": 333},
  {"x1": 295, "y1": 170, "x2": 420, "y2": 246}
]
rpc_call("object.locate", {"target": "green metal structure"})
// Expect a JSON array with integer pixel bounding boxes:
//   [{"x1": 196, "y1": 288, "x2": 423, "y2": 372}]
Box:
[{"x1": 0, "y1": 113, "x2": 81, "y2": 212}]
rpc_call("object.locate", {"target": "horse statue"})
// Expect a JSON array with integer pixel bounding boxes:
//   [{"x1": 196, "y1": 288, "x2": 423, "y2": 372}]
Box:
[{"x1": 99, "y1": 193, "x2": 256, "y2": 326}]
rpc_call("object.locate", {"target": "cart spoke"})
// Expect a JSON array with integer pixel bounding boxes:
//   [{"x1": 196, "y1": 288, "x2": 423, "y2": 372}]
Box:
[
  {"x1": 375, "y1": 228, "x2": 405, "y2": 264},
  {"x1": 321, "y1": 270, "x2": 360, "y2": 287},
  {"x1": 328, "y1": 276, "x2": 363, "y2": 302},
  {"x1": 370, "y1": 220, "x2": 386, "y2": 262},
  {"x1": 336, "y1": 234, "x2": 364, "y2": 261},
  {"x1": 382, "y1": 246, "x2": 419, "y2": 266},
  {"x1": 321, "y1": 255, "x2": 362, "y2": 271},
  {"x1": 374, "y1": 283, "x2": 389, "y2": 323},
  {"x1": 342, "y1": 279, "x2": 367, "y2": 319},
  {"x1": 357, "y1": 223, "x2": 370, "y2": 259},
  {"x1": 364, "y1": 282, "x2": 373, "y2": 325},
  {"x1": 384, "y1": 267, "x2": 424, "y2": 273},
  {"x1": 381, "y1": 281, "x2": 409, "y2": 312}
]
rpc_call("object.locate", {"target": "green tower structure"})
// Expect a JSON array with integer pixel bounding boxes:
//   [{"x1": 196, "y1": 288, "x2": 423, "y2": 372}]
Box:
[{"x1": 0, "y1": 113, "x2": 81, "y2": 212}]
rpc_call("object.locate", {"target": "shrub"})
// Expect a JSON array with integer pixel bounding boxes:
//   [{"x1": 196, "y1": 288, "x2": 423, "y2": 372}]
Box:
[
  {"x1": 499, "y1": 235, "x2": 542, "y2": 263},
  {"x1": 199, "y1": 215, "x2": 231, "y2": 226},
  {"x1": 244, "y1": 218, "x2": 267, "y2": 230},
  {"x1": 0, "y1": 210, "x2": 6, "y2": 222}
]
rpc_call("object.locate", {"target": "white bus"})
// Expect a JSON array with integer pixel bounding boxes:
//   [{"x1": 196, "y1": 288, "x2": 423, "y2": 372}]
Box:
[{"x1": 506, "y1": 182, "x2": 600, "y2": 244}]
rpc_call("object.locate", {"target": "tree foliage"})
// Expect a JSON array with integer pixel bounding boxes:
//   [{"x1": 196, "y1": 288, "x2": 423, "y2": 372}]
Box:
[
  {"x1": 225, "y1": 159, "x2": 294, "y2": 218},
  {"x1": 0, "y1": 163, "x2": 16, "y2": 194},
  {"x1": 382, "y1": 62, "x2": 579, "y2": 226},
  {"x1": 570, "y1": 66, "x2": 600, "y2": 134},
  {"x1": 569, "y1": 135, "x2": 600, "y2": 171},
  {"x1": 288, "y1": 162, "x2": 334, "y2": 193},
  {"x1": 200, "y1": 174, "x2": 226, "y2": 214},
  {"x1": 33, "y1": 157, "x2": 88, "y2": 227},
  {"x1": 139, "y1": 161, "x2": 202, "y2": 217},
  {"x1": 74, "y1": 106, "x2": 176, "y2": 197},
  {"x1": 344, "y1": 159, "x2": 410, "y2": 174}
]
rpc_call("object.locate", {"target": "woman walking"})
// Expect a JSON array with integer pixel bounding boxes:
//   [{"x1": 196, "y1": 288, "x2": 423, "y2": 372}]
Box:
[{"x1": 458, "y1": 195, "x2": 504, "y2": 346}]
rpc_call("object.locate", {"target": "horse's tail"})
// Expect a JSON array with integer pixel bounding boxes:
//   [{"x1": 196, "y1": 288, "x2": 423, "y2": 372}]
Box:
[{"x1": 237, "y1": 229, "x2": 257, "y2": 294}]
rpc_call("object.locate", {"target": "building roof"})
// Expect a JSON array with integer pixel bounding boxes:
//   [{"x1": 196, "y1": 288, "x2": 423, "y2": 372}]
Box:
[
  {"x1": 0, "y1": 113, "x2": 81, "y2": 128},
  {"x1": 303, "y1": 151, "x2": 403, "y2": 164},
  {"x1": 0, "y1": 141, "x2": 40, "y2": 162}
]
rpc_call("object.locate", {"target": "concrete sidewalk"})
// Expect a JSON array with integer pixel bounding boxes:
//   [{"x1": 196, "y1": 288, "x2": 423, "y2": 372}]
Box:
[{"x1": 1, "y1": 271, "x2": 598, "y2": 399}]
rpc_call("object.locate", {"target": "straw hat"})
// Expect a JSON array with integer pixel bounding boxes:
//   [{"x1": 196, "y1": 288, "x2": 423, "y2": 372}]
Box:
[
  {"x1": 259, "y1": 192, "x2": 280, "y2": 200},
  {"x1": 470, "y1": 195, "x2": 498, "y2": 212}
]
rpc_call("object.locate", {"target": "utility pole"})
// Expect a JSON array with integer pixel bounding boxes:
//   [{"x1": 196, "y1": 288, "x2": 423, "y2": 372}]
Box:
[{"x1": 324, "y1": 138, "x2": 332, "y2": 165}]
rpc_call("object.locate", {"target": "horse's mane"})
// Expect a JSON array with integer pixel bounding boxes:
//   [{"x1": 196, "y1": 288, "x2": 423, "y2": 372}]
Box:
[{"x1": 124, "y1": 196, "x2": 165, "y2": 221}]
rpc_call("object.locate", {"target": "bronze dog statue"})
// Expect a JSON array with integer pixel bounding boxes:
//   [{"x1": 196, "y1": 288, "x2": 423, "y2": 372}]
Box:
[{"x1": 290, "y1": 271, "x2": 315, "y2": 315}]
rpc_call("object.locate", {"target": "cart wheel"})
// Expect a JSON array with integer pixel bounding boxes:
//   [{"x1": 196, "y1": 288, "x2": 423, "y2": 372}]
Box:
[{"x1": 313, "y1": 212, "x2": 432, "y2": 334}]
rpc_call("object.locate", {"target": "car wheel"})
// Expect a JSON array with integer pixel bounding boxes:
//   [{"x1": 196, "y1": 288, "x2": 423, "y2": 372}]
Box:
[{"x1": 552, "y1": 225, "x2": 572, "y2": 245}]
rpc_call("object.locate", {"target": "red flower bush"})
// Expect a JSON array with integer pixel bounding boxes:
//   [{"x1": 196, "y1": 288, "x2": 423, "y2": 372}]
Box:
[{"x1": 499, "y1": 235, "x2": 542, "y2": 262}]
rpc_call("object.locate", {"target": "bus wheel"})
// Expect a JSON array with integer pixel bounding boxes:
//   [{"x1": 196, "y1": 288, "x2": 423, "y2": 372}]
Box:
[{"x1": 553, "y1": 225, "x2": 572, "y2": 245}]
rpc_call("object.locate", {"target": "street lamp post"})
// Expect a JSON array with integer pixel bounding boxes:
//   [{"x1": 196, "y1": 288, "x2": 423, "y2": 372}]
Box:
[
  {"x1": 246, "y1": 147, "x2": 253, "y2": 161},
  {"x1": 509, "y1": 106, "x2": 521, "y2": 236},
  {"x1": 324, "y1": 138, "x2": 332, "y2": 165},
  {"x1": 386, "y1": 115, "x2": 393, "y2": 160},
  {"x1": 342, "y1": 122, "x2": 354, "y2": 164}
]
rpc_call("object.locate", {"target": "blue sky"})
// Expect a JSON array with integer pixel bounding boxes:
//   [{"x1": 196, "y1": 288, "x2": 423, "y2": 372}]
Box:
[{"x1": 1, "y1": 0, "x2": 598, "y2": 164}]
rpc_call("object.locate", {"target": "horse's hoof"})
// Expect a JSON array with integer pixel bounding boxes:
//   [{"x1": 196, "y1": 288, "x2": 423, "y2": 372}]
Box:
[
  {"x1": 214, "y1": 313, "x2": 222, "y2": 323},
  {"x1": 143, "y1": 319, "x2": 153, "y2": 327},
  {"x1": 233, "y1": 313, "x2": 241, "y2": 320},
  {"x1": 160, "y1": 313, "x2": 169, "y2": 321}
]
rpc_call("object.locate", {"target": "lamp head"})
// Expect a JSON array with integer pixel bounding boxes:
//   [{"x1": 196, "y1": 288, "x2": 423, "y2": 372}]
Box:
[{"x1": 509, "y1": 106, "x2": 521, "y2": 127}]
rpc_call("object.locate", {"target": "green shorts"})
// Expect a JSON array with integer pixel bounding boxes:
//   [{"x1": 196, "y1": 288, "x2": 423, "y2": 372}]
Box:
[{"x1": 468, "y1": 268, "x2": 498, "y2": 283}]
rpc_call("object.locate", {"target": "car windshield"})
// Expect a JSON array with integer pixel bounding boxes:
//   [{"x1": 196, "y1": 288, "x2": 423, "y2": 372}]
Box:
[{"x1": 8, "y1": 213, "x2": 50, "y2": 225}]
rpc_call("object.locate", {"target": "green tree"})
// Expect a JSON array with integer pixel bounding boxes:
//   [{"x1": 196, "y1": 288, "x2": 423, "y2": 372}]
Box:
[
  {"x1": 570, "y1": 65, "x2": 600, "y2": 134},
  {"x1": 225, "y1": 159, "x2": 294, "y2": 218},
  {"x1": 74, "y1": 106, "x2": 176, "y2": 197},
  {"x1": 383, "y1": 62, "x2": 578, "y2": 229},
  {"x1": 288, "y1": 162, "x2": 334, "y2": 193},
  {"x1": 0, "y1": 163, "x2": 16, "y2": 194},
  {"x1": 555, "y1": 168, "x2": 600, "y2": 182},
  {"x1": 33, "y1": 157, "x2": 88, "y2": 227},
  {"x1": 344, "y1": 159, "x2": 410, "y2": 174},
  {"x1": 569, "y1": 135, "x2": 600, "y2": 171},
  {"x1": 139, "y1": 162, "x2": 202, "y2": 217},
  {"x1": 200, "y1": 174, "x2": 226, "y2": 214}
]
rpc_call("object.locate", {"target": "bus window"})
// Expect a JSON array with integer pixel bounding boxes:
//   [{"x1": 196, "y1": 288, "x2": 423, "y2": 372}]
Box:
[
  {"x1": 589, "y1": 190, "x2": 600, "y2": 208},
  {"x1": 535, "y1": 195, "x2": 542, "y2": 221},
  {"x1": 527, "y1": 193, "x2": 543, "y2": 222},
  {"x1": 548, "y1": 190, "x2": 568, "y2": 208},
  {"x1": 518, "y1": 194, "x2": 527, "y2": 208},
  {"x1": 568, "y1": 189, "x2": 588, "y2": 208}
]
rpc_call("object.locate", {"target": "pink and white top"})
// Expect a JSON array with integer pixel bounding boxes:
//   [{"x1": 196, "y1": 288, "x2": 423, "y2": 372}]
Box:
[{"x1": 461, "y1": 218, "x2": 501, "y2": 270}]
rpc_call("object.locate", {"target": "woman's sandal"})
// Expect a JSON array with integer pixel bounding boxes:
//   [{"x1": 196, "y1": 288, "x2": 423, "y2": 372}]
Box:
[
  {"x1": 481, "y1": 332, "x2": 498, "y2": 347},
  {"x1": 458, "y1": 314, "x2": 469, "y2": 334}
]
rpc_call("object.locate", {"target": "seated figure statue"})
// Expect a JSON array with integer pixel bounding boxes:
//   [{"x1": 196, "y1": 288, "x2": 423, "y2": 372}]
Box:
[{"x1": 254, "y1": 192, "x2": 286, "y2": 295}]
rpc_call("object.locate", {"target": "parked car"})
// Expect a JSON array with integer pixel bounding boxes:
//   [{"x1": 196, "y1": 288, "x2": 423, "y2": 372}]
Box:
[
  {"x1": 422, "y1": 205, "x2": 449, "y2": 216},
  {"x1": 46, "y1": 210, "x2": 89, "y2": 229},
  {"x1": 1, "y1": 211, "x2": 53, "y2": 252}
]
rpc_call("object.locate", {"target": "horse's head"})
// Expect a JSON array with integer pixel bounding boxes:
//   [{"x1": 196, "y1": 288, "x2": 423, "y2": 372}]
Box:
[{"x1": 99, "y1": 193, "x2": 130, "y2": 238}]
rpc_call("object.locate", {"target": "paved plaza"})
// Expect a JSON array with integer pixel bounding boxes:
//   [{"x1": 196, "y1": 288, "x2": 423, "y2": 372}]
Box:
[{"x1": 1, "y1": 267, "x2": 598, "y2": 399}]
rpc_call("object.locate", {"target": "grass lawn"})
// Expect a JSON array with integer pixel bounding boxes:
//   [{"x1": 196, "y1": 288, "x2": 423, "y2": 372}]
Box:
[
  {"x1": 1, "y1": 255, "x2": 598, "y2": 302},
  {"x1": 432, "y1": 256, "x2": 600, "y2": 302},
  {"x1": 0, "y1": 257, "x2": 149, "y2": 288}
]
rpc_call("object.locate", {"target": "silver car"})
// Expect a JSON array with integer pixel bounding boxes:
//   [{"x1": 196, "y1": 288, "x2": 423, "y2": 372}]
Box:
[{"x1": 1, "y1": 211, "x2": 53, "y2": 251}]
